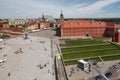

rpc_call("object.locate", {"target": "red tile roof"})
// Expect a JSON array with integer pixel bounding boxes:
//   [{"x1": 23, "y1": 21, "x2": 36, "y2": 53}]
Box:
[{"x1": 62, "y1": 20, "x2": 117, "y2": 28}]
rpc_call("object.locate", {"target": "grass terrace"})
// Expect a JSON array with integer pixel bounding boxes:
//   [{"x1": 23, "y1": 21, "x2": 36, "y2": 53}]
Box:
[
  {"x1": 93, "y1": 36, "x2": 111, "y2": 39},
  {"x1": 62, "y1": 44, "x2": 116, "y2": 53},
  {"x1": 63, "y1": 49, "x2": 120, "y2": 60},
  {"x1": 64, "y1": 55, "x2": 120, "y2": 65},
  {"x1": 65, "y1": 39, "x2": 106, "y2": 47},
  {"x1": 64, "y1": 57, "x2": 101, "y2": 65},
  {"x1": 60, "y1": 39, "x2": 120, "y2": 66}
]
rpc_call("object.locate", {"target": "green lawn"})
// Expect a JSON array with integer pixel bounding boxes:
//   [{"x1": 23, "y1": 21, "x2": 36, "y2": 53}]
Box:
[
  {"x1": 93, "y1": 36, "x2": 111, "y2": 39},
  {"x1": 62, "y1": 44, "x2": 116, "y2": 53},
  {"x1": 66, "y1": 40, "x2": 106, "y2": 46},
  {"x1": 64, "y1": 57, "x2": 101, "y2": 65},
  {"x1": 64, "y1": 55, "x2": 120, "y2": 65},
  {"x1": 61, "y1": 39, "x2": 120, "y2": 66},
  {"x1": 63, "y1": 49, "x2": 120, "y2": 60},
  {"x1": 64, "y1": 60, "x2": 78, "y2": 65},
  {"x1": 102, "y1": 55, "x2": 120, "y2": 61}
]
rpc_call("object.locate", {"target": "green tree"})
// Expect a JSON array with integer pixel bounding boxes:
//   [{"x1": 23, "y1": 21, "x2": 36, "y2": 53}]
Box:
[
  {"x1": 10, "y1": 25, "x2": 16, "y2": 28},
  {"x1": 0, "y1": 22, "x2": 3, "y2": 28}
]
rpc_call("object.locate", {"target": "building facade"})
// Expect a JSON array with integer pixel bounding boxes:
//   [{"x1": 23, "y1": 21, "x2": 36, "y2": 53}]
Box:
[
  {"x1": 9, "y1": 19, "x2": 26, "y2": 26},
  {"x1": 61, "y1": 20, "x2": 118, "y2": 39},
  {"x1": 0, "y1": 19, "x2": 9, "y2": 28}
]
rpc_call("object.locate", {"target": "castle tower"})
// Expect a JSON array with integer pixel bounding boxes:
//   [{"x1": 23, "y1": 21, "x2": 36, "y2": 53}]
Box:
[{"x1": 59, "y1": 9, "x2": 64, "y2": 26}]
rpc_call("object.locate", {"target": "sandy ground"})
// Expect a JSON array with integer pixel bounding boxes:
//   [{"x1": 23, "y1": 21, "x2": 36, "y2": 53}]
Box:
[
  {"x1": 0, "y1": 36, "x2": 55, "y2": 80},
  {"x1": 65, "y1": 60, "x2": 120, "y2": 80}
]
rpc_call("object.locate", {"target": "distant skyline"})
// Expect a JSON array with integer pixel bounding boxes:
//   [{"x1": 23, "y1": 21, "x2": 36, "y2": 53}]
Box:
[{"x1": 0, "y1": 0, "x2": 120, "y2": 18}]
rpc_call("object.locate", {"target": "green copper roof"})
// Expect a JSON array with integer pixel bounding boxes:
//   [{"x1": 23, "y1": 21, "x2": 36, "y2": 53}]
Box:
[{"x1": 45, "y1": 15, "x2": 56, "y2": 22}]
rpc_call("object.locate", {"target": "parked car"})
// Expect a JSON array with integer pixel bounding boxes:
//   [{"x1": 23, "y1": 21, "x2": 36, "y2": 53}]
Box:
[
  {"x1": 105, "y1": 72, "x2": 112, "y2": 78},
  {"x1": 95, "y1": 75, "x2": 102, "y2": 80}
]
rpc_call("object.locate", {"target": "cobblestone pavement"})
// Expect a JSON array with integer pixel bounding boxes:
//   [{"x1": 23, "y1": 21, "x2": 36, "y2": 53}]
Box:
[{"x1": 0, "y1": 36, "x2": 55, "y2": 80}]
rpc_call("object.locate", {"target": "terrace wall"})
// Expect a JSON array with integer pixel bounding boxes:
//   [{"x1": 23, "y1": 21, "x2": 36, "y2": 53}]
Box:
[{"x1": 0, "y1": 28, "x2": 22, "y2": 32}]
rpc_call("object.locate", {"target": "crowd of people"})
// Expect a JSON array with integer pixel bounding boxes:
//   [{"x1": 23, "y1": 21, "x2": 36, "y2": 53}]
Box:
[
  {"x1": 37, "y1": 62, "x2": 49, "y2": 69},
  {"x1": 14, "y1": 48, "x2": 23, "y2": 55}
]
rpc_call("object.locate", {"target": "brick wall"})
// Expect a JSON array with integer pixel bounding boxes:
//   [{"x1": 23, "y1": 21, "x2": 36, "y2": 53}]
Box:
[
  {"x1": 61, "y1": 20, "x2": 117, "y2": 38},
  {"x1": 61, "y1": 27, "x2": 115, "y2": 37},
  {"x1": 0, "y1": 28, "x2": 22, "y2": 32}
]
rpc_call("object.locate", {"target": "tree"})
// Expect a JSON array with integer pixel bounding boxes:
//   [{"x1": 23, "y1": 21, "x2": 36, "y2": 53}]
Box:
[
  {"x1": 0, "y1": 22, "x2": 3, "y2": 28},
  {"x1": 10, "y1": 25, "x2": 16, "y2": 28},
  {"x1": 50, "y1": 23, "x2": 54, "y2": 27}
]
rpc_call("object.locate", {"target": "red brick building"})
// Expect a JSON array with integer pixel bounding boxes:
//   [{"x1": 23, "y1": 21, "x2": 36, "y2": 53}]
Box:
[
  {"x1": 0, "y1": 19, "x2": 9, "y2": 28},
  {"x1": 61, "y1": 20, "x2": 118, "y2": 39}
]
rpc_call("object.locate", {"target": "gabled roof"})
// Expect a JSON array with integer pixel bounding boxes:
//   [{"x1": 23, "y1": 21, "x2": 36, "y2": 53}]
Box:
[{"x1": 62, "y1": 20, "x2": 117, "y2": 28}]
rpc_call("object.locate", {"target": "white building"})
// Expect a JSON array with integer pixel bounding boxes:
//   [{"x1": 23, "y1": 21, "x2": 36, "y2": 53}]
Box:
[{"x1": 78, "y1": 59, "x2": 89, "y2": 71}]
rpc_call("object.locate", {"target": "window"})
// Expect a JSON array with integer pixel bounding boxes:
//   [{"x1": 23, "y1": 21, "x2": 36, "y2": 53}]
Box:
[
  {"x1": 96, "y1": 28, "x2": 97, "y2": 32},
  {"x1": 100, "y1": 28, "x2": 102, "y2": 32}
]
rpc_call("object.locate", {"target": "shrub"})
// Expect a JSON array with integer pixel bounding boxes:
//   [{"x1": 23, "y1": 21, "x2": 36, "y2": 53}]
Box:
[{"x1": 0, "y1": 34, "x2": 10, "y2": 39}]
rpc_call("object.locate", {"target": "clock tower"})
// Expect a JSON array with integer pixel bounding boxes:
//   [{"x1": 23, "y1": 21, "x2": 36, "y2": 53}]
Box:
[{"x1": 59, "y1": 9, "x2": 64, "y2": 26}]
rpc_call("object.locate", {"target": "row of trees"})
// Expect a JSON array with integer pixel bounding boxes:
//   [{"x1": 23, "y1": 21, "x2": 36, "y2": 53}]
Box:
[
  {"x1": 90, "y1": 18, "x2": 120, "y2": 24},
  {"x1": 63, "y1": 18, "x2": 120, "y2": 24}
]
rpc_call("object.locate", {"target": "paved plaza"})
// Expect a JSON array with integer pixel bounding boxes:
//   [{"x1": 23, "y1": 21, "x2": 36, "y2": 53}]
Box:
[
  {"x1": 0, "y1": 36, "x2": 55, "y2": 80},
  {"x1": 29, "y1": 29, "x2": 57, "y2": 38},
  {"x1": 1, "y1": 30, "x2": 120, "y2": 80}
]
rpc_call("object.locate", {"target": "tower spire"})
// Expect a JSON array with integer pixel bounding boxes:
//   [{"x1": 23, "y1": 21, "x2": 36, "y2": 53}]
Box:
[
  {"x1": 60, "y1": 8, "x2": 63, "y2": 17},
  {"x1": 60, "y1": 9, "x2": 64, "y2": 26},
  {"x1": 42, "y1": 14, "x2": 45, "y2": 19},
  {"x1": 61, "y1": 8, "x2": 63, "y2": 15},
  {"x1": 42, "y1": 14, "x2": 45, "y2": 21}
]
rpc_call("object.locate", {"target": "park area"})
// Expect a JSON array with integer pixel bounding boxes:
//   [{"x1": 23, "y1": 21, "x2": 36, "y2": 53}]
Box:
[{"x1": 60, "y1": 39, "x2": 120, "y2": 66}]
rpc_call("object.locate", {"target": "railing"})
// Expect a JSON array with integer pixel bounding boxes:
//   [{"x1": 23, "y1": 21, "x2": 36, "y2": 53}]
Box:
[{"x1": 55, "y1": 43, "x2": 68, "y2": 80}]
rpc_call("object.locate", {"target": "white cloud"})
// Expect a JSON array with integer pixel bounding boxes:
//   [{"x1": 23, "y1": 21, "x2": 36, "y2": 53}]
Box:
[
  {"x1": 74, "y1": 0, "x2": 120, "y2": 17},
  {"x1": 0, "y1": 0, "x2": 120, "y2": 18},
  {"x1": 73, "y1": 3, "x2": 87, "y2": 8}
]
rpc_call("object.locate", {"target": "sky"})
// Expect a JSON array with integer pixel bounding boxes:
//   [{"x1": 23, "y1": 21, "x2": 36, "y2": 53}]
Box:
[{"x1": 0, "y1": 0, "x2": 120, "y2": 18}]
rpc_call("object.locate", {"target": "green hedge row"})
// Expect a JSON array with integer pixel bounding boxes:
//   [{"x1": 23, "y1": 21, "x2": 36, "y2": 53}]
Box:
[{"x1": 0, "y1": 34, "x2": 10, "y2": 39}]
